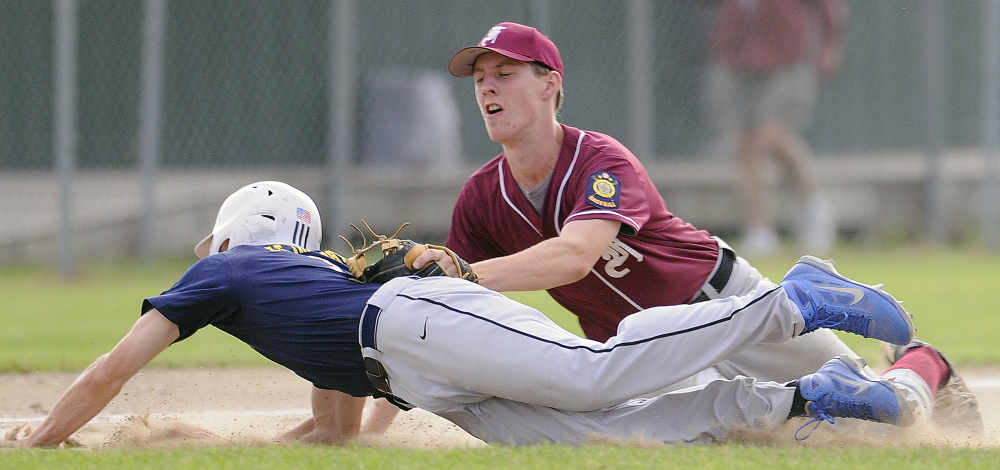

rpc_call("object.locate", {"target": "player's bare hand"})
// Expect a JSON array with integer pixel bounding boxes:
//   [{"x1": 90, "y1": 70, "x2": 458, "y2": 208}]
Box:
[
  {"x1": 275, "y1": 417, "x2": 314, "y2": 443},
  {"x1": 4, "y1": 423, "x2": 34, "y2": 447},
  {"x1": 279, "y1": 419, "x2": 355, "y2": 445},
  {"x1": 360, "y1": 397, "x2": 401, "y2": 434},
  {"x1": 412, "y1": 248, "x2": 461, "y2": 277}
]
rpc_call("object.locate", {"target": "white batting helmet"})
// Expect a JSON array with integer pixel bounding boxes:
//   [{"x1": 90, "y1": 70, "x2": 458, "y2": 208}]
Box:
[{"x1": 194, "y1": 181, "x2": 322, "y2": 258}]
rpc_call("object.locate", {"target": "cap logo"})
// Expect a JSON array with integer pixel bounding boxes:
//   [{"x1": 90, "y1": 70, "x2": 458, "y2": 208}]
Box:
[{"x1": 479, "y1": 25, "x2": 507, "y2": 46}]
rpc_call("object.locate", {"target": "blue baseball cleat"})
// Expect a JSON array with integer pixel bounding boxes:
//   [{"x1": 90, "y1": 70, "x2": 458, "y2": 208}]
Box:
[
  {"x1": 781, "y1": 255, "x2": 914, "y2": 345},
  {"x1": 795, "y1": 354, "x2": 916, "y2": 440}
]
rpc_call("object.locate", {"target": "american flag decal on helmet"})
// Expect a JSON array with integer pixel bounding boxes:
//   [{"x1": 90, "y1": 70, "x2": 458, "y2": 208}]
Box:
[{"x1": 296, "y1": 207, "x2": 311, "y2": 223}]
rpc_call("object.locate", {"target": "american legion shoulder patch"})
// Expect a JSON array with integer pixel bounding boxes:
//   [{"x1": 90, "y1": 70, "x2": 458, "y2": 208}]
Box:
[{"x1": 586, "y1": 171, "x2": 621, "y2": 209}]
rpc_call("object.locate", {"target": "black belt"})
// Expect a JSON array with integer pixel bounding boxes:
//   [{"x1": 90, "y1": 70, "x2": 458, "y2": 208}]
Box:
[
  {"x1": 691, "y1": 247, "x2": 736, "y2": 303},
  {"x1": 360, "y1": 304, "x2": 414, "y2": 410},
  {"x1": 710, "y1": 247, "x2": 735, "y2": 292}
]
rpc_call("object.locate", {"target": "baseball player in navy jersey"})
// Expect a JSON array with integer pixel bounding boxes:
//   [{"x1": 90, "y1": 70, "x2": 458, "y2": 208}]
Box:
[
  {"x1": 16, "y1": 181, "x2": 945, "y2": 447},
  {"x1": 401, "y1": 21, "x2": 982, "y2": 437}
]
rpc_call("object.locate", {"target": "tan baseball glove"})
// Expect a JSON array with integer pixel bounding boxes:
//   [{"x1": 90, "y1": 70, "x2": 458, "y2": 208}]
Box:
[{"x1": 341, "y1": 221, "x2": 478, "y2": 284}]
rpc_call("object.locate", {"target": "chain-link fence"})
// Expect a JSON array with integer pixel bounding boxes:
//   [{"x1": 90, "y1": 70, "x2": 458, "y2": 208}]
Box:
[{"x1": 2, "y1": 0, "x2": 999, "y2": 273}]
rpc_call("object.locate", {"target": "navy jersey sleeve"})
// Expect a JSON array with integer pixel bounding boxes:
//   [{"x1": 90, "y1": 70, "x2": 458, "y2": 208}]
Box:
[{"x1": 142, "y1": 255, "x2": 238, "y2": 342}]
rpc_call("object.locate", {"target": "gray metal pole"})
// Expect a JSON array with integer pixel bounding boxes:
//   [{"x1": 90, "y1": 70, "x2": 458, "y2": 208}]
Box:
[
  {"x1": 328, "y1": 0, "x2": 356, "y2": 240},
  {"x1": 139, "y1": 0, "x2": 166, "y2": 261},
  {"x1": 530, "y1": 0, "x2": 551, "y2": 34},
  {"x1": 921, "y1": 0, "x2": 947, "y2": 244},
  {"x1": 627, "y1": 0, "x2": 655, "y2": 160},
  {"x1": 983, "y1": 0, "x2": 1000, "y2": 249},
  {"x1": 54, "y1": 0, "x2": 78, "y2": 278}
]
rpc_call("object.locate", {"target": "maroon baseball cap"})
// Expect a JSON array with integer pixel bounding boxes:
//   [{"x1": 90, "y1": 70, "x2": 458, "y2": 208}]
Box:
[{"x1": 448, "y1": 22, "x2": 564, "y2": 78}]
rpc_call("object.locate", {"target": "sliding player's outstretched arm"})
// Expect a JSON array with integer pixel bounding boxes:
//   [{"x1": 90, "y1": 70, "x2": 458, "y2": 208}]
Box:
[{"x1": 20, "y1": 309, "x2": 179, "y2": 447}]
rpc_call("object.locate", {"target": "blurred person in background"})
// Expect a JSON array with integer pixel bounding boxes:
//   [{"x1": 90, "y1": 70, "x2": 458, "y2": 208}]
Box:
[{"x1": 705, "y1": 0, "x2": 847, "y2": 257}]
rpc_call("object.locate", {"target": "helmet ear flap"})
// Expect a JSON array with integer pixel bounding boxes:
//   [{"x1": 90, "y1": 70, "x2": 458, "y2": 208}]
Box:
[{"x1": 195, "y1": 234, "x2": 213, "y2": 258}]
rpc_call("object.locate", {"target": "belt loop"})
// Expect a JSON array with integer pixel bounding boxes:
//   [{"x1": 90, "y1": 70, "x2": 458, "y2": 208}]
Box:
[
  {"x1": 358, "y1": 302, "x2": 414, "y2": 411},
  {"x1": 360, "y1": 304, "x2": 381, "y2": 350}
]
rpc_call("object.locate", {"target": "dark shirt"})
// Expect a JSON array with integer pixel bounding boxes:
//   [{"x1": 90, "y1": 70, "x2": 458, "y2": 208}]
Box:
[{"x1": 143, "y1": 244, "x2": 382, "y2": 397}]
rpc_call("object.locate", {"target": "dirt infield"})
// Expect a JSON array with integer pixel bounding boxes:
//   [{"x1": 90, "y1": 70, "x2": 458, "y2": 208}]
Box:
[{"x1": 2, "y1": 366, "x2": 998, "y2": 449}]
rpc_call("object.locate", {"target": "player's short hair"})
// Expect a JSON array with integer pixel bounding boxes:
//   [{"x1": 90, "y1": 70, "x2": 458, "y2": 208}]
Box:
[{"x1": 530, "y1": 62, "x2": 564, "y2": 111}]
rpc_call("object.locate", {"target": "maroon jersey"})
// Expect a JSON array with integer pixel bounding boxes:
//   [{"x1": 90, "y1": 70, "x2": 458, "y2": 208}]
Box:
[{"x1": 447, "y1": 125, "x2": 719, "y2": 341}]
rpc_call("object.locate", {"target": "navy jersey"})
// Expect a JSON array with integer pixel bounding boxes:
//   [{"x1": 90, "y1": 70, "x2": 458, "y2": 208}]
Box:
[{"x1": 142, "y1": 244, "x2": 382, "y2": 397}]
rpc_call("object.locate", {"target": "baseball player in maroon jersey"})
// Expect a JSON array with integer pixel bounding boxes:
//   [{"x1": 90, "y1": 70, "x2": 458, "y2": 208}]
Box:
[
  {"x1": 402, "y1": 21, "x2": 982, "y2": 438},
  {"x1": 442, "y1": 21, "x2": 851, "y2": 383}
]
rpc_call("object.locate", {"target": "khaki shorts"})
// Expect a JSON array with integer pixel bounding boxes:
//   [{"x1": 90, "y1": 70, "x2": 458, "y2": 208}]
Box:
[{"x1": 706, "y1": 59, "x2": 819, "y2": 133}]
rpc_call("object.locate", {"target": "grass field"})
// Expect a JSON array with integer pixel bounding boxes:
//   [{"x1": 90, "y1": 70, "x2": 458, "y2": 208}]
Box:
[
  {"x1": 3, "y1": 442, "x2": 999, "y2": 469},
  {"x1": 2, "y1": 246, "x2": 999, "y2": 467}
]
